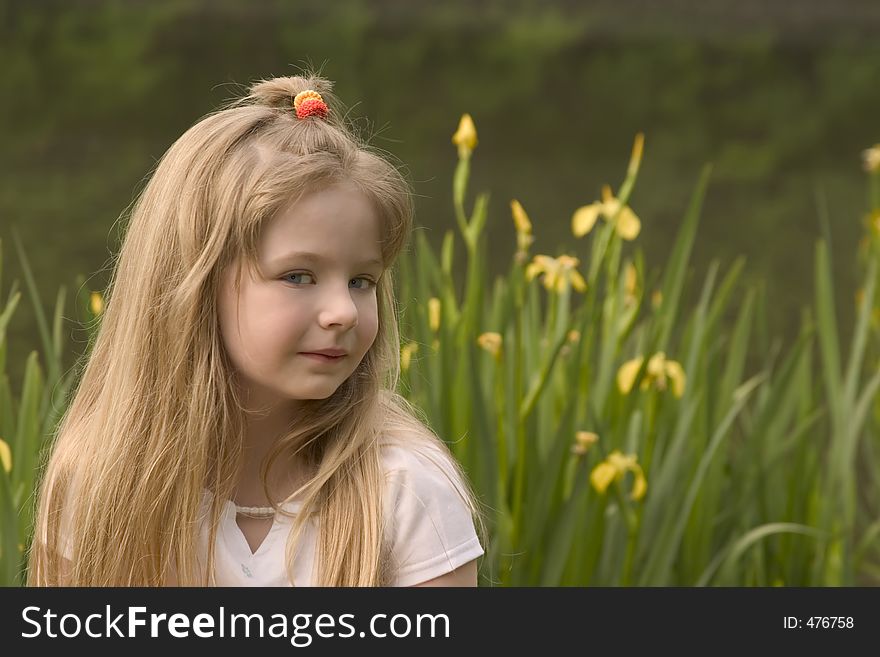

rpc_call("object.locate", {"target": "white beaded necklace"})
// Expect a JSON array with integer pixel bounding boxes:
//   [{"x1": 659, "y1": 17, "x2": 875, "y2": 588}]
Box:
[{"x1": 234, "y1": 504, "x2": 277, "y2": 518}]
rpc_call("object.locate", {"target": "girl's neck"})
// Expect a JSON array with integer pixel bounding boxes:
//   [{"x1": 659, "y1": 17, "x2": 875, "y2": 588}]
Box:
[{"x1": 235, "y1": 399, "x2": 308, "y2": 507}]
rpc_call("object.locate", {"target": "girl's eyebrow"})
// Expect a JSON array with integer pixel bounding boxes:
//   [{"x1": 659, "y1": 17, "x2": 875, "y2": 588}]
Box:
[{"x1": 269, "y1": 251, "x2": 383, "y2": 268}]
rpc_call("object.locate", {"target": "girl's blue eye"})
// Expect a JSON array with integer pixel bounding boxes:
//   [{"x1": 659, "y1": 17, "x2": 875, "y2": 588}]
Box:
[{"x1": 285, "y1": 272, "x2": 315, "y2": 285}]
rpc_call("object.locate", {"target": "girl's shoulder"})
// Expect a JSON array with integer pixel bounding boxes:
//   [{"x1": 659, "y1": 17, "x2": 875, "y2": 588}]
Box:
[
  {"x1": 378, "y1": 431, "x2": 474, "y2": 521},
  {"x1": 380, "y1": 432, "x2": 466, "y2": 492},
  {"x1": 378, "y1": 432, "x2": 483, "y2": 586}
]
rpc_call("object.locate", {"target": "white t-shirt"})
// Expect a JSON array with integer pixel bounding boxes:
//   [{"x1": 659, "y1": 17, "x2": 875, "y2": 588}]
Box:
[{"x1": 54, "y1": 443, "x2": 484, "y2": 586}]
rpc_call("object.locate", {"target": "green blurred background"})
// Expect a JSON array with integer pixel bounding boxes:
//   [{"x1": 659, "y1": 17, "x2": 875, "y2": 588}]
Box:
[{"x1": 2, "y1": 0, "x2": 879, "y2": 383}]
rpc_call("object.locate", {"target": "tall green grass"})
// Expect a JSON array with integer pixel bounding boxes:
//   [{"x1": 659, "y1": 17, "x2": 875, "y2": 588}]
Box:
[
  {"x1": 398, "y1": 121, "x2": 880, "y2": 586},
  {"x1": 0, "y1": 232, "x2": 101, "y2": 585},
  {"x1": 1, "y1": 127, "x2": 879, "y2": 586}
]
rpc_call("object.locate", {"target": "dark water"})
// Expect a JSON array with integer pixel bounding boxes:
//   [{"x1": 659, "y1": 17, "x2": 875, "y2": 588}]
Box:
[{"x1": 2, "y1": 0, "x2": 879, "y2": 384}]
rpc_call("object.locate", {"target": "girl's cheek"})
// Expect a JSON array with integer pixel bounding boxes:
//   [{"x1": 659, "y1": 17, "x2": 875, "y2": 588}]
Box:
[
  {"x1": 258, "y1": 307, "x2": 300, "y2": 341},
  {"x1": 363, "y1": 310, "x2": 380, "y2": 342}
]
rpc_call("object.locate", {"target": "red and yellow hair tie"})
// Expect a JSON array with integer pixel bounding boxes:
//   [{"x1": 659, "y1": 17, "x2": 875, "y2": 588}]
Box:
[{"x1": 293, "y1": 90, "x2": 329, "y2": 119}]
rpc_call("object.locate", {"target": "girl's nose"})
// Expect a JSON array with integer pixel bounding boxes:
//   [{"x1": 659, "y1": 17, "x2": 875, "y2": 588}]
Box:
[{"x1": 318, "y1": 284, "x2": 359, "y2": 329}]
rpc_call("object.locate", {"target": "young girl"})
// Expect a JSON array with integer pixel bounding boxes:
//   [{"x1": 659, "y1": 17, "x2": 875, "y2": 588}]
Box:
[{"x1": 27, "y1": 72, "x2": 484, "y2": 587}]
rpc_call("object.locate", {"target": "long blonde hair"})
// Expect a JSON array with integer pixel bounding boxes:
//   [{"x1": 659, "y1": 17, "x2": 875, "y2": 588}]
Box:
[{"x1": 28, "y1": 71, "x2": 481, "y2": 586}]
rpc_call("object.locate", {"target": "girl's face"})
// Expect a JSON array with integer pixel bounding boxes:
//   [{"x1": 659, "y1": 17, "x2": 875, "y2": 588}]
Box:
[{"x1": 218, "y1": 181, "x2": 384, "y2": 412}]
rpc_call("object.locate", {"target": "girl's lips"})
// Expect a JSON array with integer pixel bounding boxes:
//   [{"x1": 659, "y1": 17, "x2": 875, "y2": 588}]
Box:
[{"x1": 300, "y1": 352, "x2": 345, "y2": 363}]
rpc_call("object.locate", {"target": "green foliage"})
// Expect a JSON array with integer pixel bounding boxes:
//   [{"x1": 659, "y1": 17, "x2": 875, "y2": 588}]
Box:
[
  {"x1": 0, "y1": 234, "x2": 99, "y2": 585},
  {"x1": 399, "y1": 125, "x2": 880, "y2": 586}
]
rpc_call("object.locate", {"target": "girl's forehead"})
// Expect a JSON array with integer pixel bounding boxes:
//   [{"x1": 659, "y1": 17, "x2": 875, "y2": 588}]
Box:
[{"x1": 257, "y1": 184, "x2": 383, "y2": 261}]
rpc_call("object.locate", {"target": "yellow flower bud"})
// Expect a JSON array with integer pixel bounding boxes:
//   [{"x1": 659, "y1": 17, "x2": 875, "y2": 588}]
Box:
[
  {"x1": 90, "y1": 291, "x2": 104, "y2": 316},
  {"x1": 428, "y1": 297, "x2": 441, "y2": 333},
  {"x1": 0, "y1": 438, "x2": 11, "y2": 474},
  {"x1": 511, "y1": 199, "x2": 535, "y2": 254},
  {"x1": 510, "y1": 199, "x2": 533, "y2": 236},
  {"x1": 571, "y1": 430, "x2": 598, "y2": 456},
  {"x1": 862, "y1": 144, "x2": 880, "y2": 173},
  {"x1": 477, "y1": 332, "x2": 503, "y2": 360},
  {"x1": 627, "y1": 132, "x2": 645, "y2": 178},
  {"x1": 401, "y1": 342, "x2": 419, "y2": 372},
  {"x1": 452, "y1": 114, "x2": 478, "y2": 158}
]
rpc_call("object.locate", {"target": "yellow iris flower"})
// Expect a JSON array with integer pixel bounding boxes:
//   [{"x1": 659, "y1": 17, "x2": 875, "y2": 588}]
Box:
[
  {"x1": 617, "y1": 351, "x2": 686, "y2": 398},
  {"x1": 572, "y1": 184, "x2": 641, "y2": 241},
  {"x1": 590, "y1": 450, "x2": 647, "y2": 501},
  {"x1": 525, "y1": 254, "x2": 587, "y2": 294}
]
